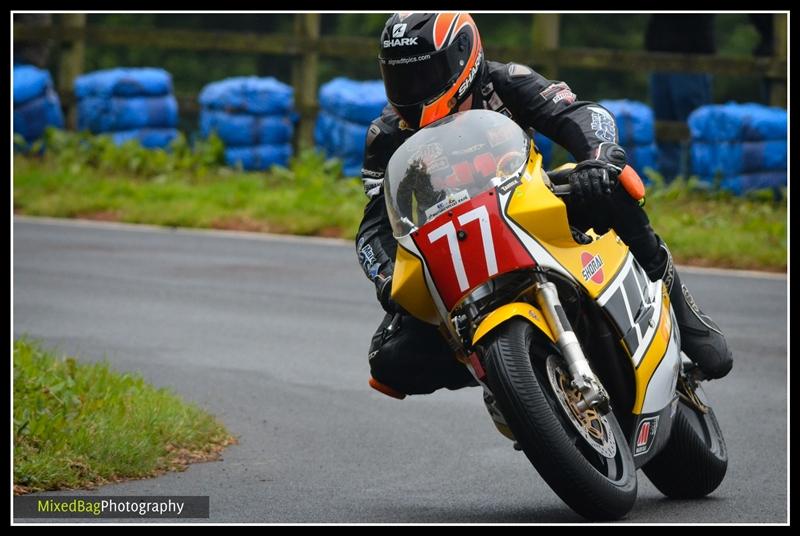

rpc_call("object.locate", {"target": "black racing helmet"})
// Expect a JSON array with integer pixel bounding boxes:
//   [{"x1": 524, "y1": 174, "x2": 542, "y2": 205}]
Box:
[{"x1": 378, "y1": 12, "x2": 484, "y2": 130}]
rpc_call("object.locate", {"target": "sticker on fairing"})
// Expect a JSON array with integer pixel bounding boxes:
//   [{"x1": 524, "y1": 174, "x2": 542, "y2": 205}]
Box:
[
  {"x1": 581, "y1": 252, "x2": 605, "y2": 284},
  {"x1": 634, "y1": 416, "x2": 659, "y2": 456},
  {"x1": 424, "y1": 189, "x2": 471, "y2": 219},
  {"x1": 497, "y1": 176, "x2": 522, "y2": 194}
]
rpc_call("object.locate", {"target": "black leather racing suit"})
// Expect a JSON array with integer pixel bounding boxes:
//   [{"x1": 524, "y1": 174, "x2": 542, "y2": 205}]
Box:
[{"x1": 356, "y1": 60, "x2": 663, "y2": 395}]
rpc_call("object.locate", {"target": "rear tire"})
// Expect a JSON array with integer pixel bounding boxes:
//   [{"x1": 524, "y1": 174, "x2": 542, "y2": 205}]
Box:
[
  {"x1": 643, "y1": 396, "x2": 727, "y2": 498},
  {"x1": 482, "y1": 318, "x2": 637, "y2": 520}
]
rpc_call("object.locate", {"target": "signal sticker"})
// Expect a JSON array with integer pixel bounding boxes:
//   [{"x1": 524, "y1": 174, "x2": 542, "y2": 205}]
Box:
[
  {"x1": 581, "y1": 252, "x2": 605, "y2": 284},
  {"x1": 634, "y1": 416, "x2": 659, "y2": 456}
]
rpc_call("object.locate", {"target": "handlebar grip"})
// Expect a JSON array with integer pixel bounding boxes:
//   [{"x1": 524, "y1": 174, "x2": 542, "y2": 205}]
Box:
[
  {"x1": 551, "y1": 184, "x2": 572, "y2": 196},
  {"x1": 551, "y1": 165, "x2": 645, "y2": 200},
  {"x1": 619, "y1": 165, "x2": 646, "y2": 201}
]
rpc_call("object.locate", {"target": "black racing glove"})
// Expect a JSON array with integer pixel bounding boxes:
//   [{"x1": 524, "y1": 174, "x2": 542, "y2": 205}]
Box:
[
  {"x1": 568, "y1": 143, "x2": 627, "y2": 204},
  {"x1": 568, "y1": 161, "x2": 617, "y2": 203}
]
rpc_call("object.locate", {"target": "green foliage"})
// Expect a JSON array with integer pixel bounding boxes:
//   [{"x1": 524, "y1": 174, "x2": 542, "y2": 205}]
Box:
[
  {"x1": 14, "y1": 133, "x2": 29, "y2": 153},
  {"x1": 14, "y1": 338, "x2": 232, "y2": 492},
  {"x1": 37, "y1": 127, "x2": 225, "y2": 178},
  {"x1": 641, "y1": 175, "x2": 786, "y2": 270},
  {"x1": 716, "y1": 14, "x2": 761, "y2": 56},
  {"x1": 14, "y1": 144, "x2": 366, "y2": 238}
]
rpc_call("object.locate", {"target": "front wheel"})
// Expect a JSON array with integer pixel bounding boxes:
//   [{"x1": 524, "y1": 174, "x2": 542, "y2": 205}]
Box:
[{"x1": 482, "y1": 318, "x2": 637, "y2": 521}]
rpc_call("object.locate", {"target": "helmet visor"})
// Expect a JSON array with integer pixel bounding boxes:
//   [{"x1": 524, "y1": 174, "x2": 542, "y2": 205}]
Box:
[{"x1": 379, "y1": 44, "x2": 466, "y2": 107}]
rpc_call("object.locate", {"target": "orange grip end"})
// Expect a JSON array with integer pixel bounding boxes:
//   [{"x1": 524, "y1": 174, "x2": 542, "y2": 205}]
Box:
[
  {"x1": 619, "y1": 165, "x2": 646, "y2": 201},
  {"x1": 369, "y1": 377, "x2": 407, "y2": 400}
]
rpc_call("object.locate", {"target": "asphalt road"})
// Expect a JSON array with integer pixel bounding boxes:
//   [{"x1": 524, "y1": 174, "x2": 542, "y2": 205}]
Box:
[{"x1": 13, "y1": 218, "x2": 788, "y2": 524}]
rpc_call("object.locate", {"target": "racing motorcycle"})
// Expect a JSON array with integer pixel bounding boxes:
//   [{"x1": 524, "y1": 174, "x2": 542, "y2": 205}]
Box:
[{"x1": 381, "y1": 109, "x2": 727, "y2": 520}]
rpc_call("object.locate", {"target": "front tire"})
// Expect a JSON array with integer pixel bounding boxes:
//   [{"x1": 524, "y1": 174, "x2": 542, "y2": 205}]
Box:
[{"x1": 482, "y1": 318, "x2": 637, "y2": 520}]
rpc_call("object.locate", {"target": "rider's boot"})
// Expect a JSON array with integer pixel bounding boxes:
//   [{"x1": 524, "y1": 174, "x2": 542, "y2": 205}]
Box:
[{"x1": 643, "y1": 238, "x2": 733, "y2": 380}]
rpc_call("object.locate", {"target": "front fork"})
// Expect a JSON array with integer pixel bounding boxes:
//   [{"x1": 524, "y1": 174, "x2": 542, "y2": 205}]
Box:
[{"x1": 532, "y1": 272, "x2": 611, "y2": 414}]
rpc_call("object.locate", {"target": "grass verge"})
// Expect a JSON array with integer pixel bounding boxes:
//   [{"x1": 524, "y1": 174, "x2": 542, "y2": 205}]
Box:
[
  {"x1": 642, "y1": 176, "x2": 786, "y2": 271},
  {"x1": 13, "y1": 150, "x2": 365, "y2": 238},
  {"x1": 13, "y1": 338, "x2": 235, "y2": 494}
]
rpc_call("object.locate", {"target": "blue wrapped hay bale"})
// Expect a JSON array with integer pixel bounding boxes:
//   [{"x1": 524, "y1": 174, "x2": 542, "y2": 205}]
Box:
[
  {"x1": 14, "y1": 89, "x2": 65, "y2": 145},
  {"x1": 314, "y1": 111, "x2": 371, "y2": 177},
  {"x1": 74, "y1": 67, "x2": 179, "y2": 149},
  {"x1": 111, "y1": 129, "x2": 180, "y2": 149},
  {"x1": 315, "y1": 78, "x2": 389, "y2": 177},
  {"x1": 13, "y1": 64, "x2": 64, "y2": 144},
  {"x1": 15, "y1": 65, "x2": 56, "y2": 105},
  {"x1": 719, "y1": 172, "x2": 786, "y2": 195},
  {"x1": 318, "y1": 78, "x2": 388, "y2": 124},
  {"x1": 700, "y1": 172, "x2": 787, "y2": 195},
  {"x1": 74, "y1": 67, "x2": 173, "y2": 99},
  {"x1": 626, "y1": 143, "x2": 658, "y2": 173},
  {"x1": 199, "y1": 77, "x2": 294, "y2": 116},
  {"x1": 691, "y1": 140, "x2": 787, "y2": 177},
  {"x1": 688, "y1": 103, "x2": 787, "y2": 142},
  {"x1": 199, "y1": 77, "x2": 295, "y2": 170},
  {"x1": 317, "y1": 111, "x2": 369, "y2": 157},
  {"x1": 225, "y1": 144, "x2": 292, "y2": 171},
  {"x1": 599, "y1": 99, "x2": 655, "y2": 146},
  {"x1": 690, "y1": 102, "x2": 787, "y2": 194},
  {"x1": 200, "y1": 110, "x2": 293, "y2": 147},
  {"x1": 77, "y1": 96, "x2": 178, "y2": 133},
  {"x1": 314, "y1": 111, "x2": 335, "y2": 153}
]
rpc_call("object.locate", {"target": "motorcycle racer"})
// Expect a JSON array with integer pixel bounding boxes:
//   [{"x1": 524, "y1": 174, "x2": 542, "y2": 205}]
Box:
[{"x1": 357, "y1": 12, "x2": 733, "y2": 398}]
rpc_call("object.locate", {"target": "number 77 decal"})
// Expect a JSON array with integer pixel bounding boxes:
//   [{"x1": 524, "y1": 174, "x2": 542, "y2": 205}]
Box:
[{"x1": 427, "y1": 205, "x2": 498, "y2": 292}]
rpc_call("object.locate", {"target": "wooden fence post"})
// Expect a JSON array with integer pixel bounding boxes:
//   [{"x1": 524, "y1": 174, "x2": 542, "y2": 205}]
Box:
[
  {"x1": 57, "y1": 13, "x2": 86, "y2": 130},
  {"x1": 531, "y1": 13, "x2": 560, "y2": 79},
  {"x1": 292, "y1": 13, "x2": 320, "y2": 153},
  {"x1": 770, "y1": 13, "x2": 787, "y2": 108}
]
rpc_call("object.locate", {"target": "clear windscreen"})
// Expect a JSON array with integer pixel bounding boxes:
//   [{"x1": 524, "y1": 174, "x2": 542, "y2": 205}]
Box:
[{"x1": 384, "y1": 110, "x2": 530, "y2": 237}]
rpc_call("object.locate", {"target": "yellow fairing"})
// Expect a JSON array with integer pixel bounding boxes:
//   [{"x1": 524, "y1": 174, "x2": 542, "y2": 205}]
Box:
[
  {"x1": 391, "y1": 245, "x2": 439, "y2": 325},
  {"x1": 508, "y1": 158, "x2": 630, "y2": 299},
  {"x1": 472, "y1": 303, "x2": 555, "y2": 345},
  {"x1": 508, "y1": 155, "x2": 574, "y2": 247},
  {"x1": 633, "y1": 285, "x2": 674, "y2": 414}
]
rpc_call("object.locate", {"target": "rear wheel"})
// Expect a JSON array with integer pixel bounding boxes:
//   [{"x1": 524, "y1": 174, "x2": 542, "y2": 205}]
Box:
[
  {"x1": 482, "y1": 318, "x2": 637, "y2": 520},
  {"x1": 643, "y1": 378, "x2": 727, "y2": 498}
]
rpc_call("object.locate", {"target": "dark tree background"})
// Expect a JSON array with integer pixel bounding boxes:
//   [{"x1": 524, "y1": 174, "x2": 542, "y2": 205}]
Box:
[{"x1": 22, "y1": 13, "x2": 770, "y2": 132}]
